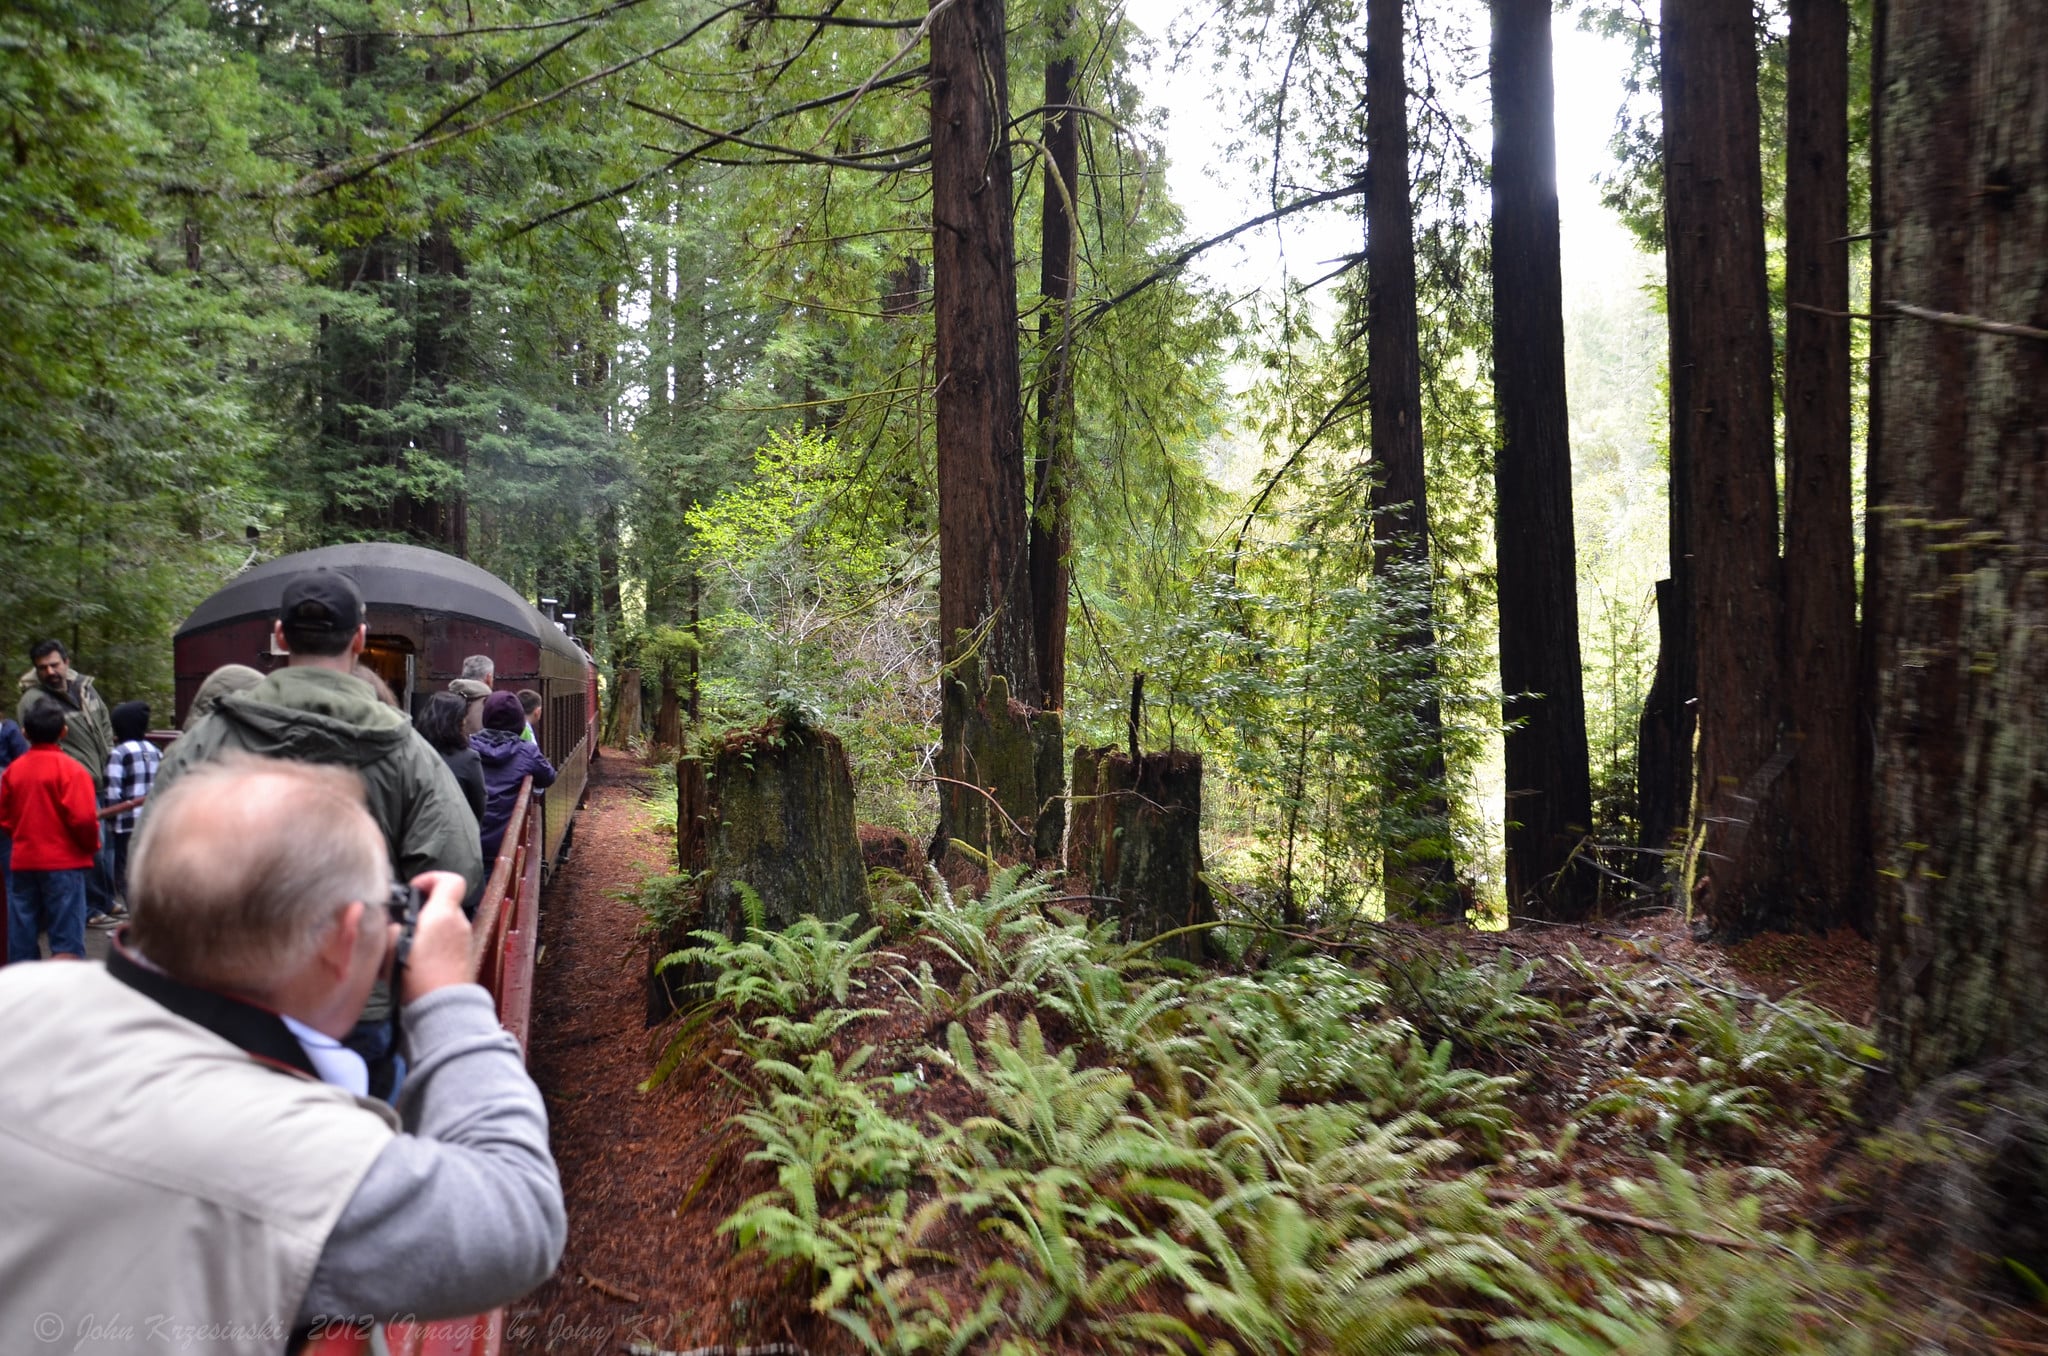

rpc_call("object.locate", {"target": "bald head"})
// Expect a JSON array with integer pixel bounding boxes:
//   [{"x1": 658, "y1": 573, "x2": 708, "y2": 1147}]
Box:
[{"x1": 128, "y1": 756, "x2": 391, "y2": 990}]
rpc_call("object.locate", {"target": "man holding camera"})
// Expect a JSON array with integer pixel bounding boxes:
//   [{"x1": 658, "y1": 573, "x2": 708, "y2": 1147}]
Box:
[{"x1": 0, "y1": 756, "x2": 565, "y2": 1351}]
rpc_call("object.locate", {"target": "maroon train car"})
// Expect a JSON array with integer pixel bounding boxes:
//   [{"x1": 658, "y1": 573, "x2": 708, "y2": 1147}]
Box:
[{"x1": 173, "y1": 542, "x2": 597, "y2": 871}]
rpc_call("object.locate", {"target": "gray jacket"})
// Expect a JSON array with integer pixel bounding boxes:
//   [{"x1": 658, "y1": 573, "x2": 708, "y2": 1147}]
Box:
[{"x1": 299, "y1": 984, "x2": 565, "y2": 1323}]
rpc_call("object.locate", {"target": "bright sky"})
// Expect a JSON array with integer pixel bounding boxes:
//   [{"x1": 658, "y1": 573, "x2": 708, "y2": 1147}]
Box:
[{"x1": 1122, "y1": 1, "x2": 1649, "y2": 306}]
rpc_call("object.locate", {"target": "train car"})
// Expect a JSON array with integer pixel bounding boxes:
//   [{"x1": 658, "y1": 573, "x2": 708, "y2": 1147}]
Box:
[{"x1": 173, "y1": 542, "x2": 597, "y2": 872}]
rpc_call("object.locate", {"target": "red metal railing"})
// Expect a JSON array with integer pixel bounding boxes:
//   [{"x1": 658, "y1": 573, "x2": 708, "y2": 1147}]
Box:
[{"x1": 305, "y1": 777, "x2": 540, "y2": 1356}]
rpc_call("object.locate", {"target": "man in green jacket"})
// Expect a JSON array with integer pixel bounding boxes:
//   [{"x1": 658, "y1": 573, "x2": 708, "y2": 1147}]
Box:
[
  {"x1": 155, "y1": 571, "x2": 484, "y2": 901},
  {"x1": 18, "y1": 640, "x2": 114, "y2": 795},
  {"x1": 154, "y1": 568, "x2": 484, "y2": 1096}
]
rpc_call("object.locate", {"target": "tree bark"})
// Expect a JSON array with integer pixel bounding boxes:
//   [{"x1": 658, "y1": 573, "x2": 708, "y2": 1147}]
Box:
[
  {"x1": 936, "y1": 657, "x2": 1063, "y2": 866},
  {"x1": 1661, "y1": 0, "x2": 1788, "y2": 937},
  {"x1": 1028, "y1": 23, "x2": 1079, "y2": 716},
  {"x1": 650, "y1": 718, "x2": 870, "y2": 1019},
  {"x1": 1851, "y1": 0, "x2": 1888, "y2": 942},
  {"x1": 1636, "y1": 578, "x2": 1691, "y2": 872},
  {"x1": 1070, "y1": 746, "x2": 1218, "y2": 962},
  {"x1": 1367, "y1": 0, "x2": 1456, "y2": 920},
  {"x1": 1638, "y1": 7, "x2": 1702, "y2": 874},
  {"x1": 1871, "y1": 0, "x2": 2048, "y2": 1097},
  {"x1": 1782, "y1": 0, "x2": 1859, "y2": 934},
  {"x1": 1490, "y1": 0, "x2": 1596, "y2": 921},
  {"x1": 931, "y1": 0, "x2": 1041, "y2": 860}
]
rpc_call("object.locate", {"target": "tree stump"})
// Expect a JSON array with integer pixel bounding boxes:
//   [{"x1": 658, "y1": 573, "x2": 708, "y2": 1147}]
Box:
[
  {"x1": 1069, "y1": 745, "x2": 1217, "y2": 962},
  {"x1": 936, "y1": 656, "x2": 1064, "y2": 868},
  {"x1": 646, "y1": 714, "x2": 869, "y2": 1020}
]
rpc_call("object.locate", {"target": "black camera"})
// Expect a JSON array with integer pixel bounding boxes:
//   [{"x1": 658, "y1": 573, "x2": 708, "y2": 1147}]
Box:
[{"x1": 386, "y1": 880, "x2": 424, "y2": 985}]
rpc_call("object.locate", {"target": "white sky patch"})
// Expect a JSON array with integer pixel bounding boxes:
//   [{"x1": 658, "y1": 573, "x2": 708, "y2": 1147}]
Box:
[{"x1": 1121, "y1": 0, "x2": 1651, "y2": 310}]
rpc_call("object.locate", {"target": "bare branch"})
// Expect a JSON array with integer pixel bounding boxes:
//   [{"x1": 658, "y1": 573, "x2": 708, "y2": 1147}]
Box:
[
  {"x1": 1886, "y1": 298, "x2": 2048, "y2": 342},
  {"x1": 1074, "y1": 177, "x2": 1367, "y2": 332},
  {"x1": 505, "y1": 64, "x2": 930, "y2": 236},
  {"x1": 291, "y1": 0, "x2": 754, "y2": 197}
]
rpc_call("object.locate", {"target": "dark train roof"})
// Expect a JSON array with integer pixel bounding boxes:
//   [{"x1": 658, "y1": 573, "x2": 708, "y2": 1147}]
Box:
[{"x1": 177, "y1": 542, "x2": 588, "y2": 664}]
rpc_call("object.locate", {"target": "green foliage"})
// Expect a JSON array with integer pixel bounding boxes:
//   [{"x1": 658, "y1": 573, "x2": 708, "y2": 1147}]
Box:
[
  {"x1": 659, "y1": 911, "x2": 888, "y2": 1017},
  {"x1": 626, "y1": 871, "x2": 697, "y2": 938},
  {"x1": 0, "y1": 0, "x2": 286, "y2": 707},
  {"x1": 1494, "y1": 1159, "x2": 1884, "y2": 1355},
  {"x1": 1145, "y1": 551, "x2": 1498, "y2": 924},
  {"x1": 1381, "y1": 949, "x2": 1563, "y2": 1057},
  {"x1": 682, "y1": 878, "x2": 1900, "y2": 1354},
  {"x1": 1571, "y1": 950, "x2": 1870, "y2": 1128},
  {"x1": 1584, "y1": 1074, "x2": 1771, "y2": 1147}
]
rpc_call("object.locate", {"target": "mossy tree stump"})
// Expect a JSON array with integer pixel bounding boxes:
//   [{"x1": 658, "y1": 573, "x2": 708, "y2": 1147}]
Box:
[
  {"x1": 1070, "y1": 745, "x2": 1217, "y2": 961},
  {"x1": 936, "y1": 656, "x2": 1064, "y2": 868},
  {"x1": 605, "y1": 665, "x2": 642, "y2": 746},
  {"x1": 647, "y1": 714, "x2": 868, "y2": 1020}
]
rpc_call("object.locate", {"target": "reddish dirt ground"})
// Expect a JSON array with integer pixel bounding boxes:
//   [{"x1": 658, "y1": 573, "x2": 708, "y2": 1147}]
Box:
[{"x1": 507, "y1": 751, "x2": 833, "y2": 1356}]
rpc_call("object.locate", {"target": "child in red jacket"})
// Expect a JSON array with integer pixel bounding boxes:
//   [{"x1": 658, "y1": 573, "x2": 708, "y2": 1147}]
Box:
[{"x1": 0, "y1": 701, "x2": 101, "y2": 962}]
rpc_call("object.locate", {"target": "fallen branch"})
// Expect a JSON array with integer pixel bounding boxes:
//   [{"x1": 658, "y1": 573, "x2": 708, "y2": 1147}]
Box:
[
  {"x1": 581, "y1": 1271, "x2": 642, "y2": 1303},
  {"x1": 908, "y1": 775, "x2": 1034, "y2": 844},
  {"x1": 1484, "y1": 1187, "x2": 1764, "y2": 1251}
]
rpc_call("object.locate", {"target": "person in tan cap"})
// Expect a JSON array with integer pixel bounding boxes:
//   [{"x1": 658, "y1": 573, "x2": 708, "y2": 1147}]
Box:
[{"x1": 449, "y1": 655, "x2": 494, "y2": 738}]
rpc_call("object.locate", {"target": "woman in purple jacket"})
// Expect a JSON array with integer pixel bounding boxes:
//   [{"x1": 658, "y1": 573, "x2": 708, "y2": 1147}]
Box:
[{"x1": 472, "y1": 691, "x2": 556, "y2": 873}]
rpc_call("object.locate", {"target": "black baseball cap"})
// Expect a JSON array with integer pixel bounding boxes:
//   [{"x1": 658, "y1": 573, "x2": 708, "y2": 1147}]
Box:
[{"x1": 279, "y1": 568, "x2": 365, "y2": 634}]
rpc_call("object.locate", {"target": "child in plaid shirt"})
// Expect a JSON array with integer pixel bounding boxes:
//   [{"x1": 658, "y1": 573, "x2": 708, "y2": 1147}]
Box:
[{"x1": 101, "y1": 701, "x2": 158, "y2": 909}]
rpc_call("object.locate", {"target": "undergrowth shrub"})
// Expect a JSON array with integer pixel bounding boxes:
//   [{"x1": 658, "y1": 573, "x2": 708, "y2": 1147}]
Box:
[{"x1": 679, "y1": 871, "x2": 1898, "y2": 1354}]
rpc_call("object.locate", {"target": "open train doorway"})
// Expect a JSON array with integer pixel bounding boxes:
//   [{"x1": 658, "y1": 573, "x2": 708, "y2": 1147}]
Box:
[{"x1": 359, "y1": 637, "x2": 416, "y2": 714}]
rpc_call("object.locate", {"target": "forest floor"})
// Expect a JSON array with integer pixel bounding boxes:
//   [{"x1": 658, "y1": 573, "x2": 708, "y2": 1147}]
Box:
[{"x1": 507, "y1": 750, "x2": 2040, "y2": 1355}]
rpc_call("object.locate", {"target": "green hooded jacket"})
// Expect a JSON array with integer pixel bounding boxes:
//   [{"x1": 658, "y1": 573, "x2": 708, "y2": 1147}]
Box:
[
  {"x1": 17, "y1": 669, "x2": 115, "y2": 793},
  {"x1": 154, "y1": 666, "x2": 485, "y2": 900}
]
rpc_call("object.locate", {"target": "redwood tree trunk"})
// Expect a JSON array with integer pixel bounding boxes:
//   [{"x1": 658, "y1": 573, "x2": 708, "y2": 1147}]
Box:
[
  {"x1": 1782, "y1": 0, "x2": 1859, "y2": 934},
  {"x1": 1638, "y1": 7, "x2": 1701, "y2": 873},
  {"x1": 931, "y1": 0, "x2": 1040, "y2": 857},
  {"x1": 1661, "y1": 0, "x2": 1788, "y2": 937},
  {"x1": 1871, "y1": 0, "x2": 2048, "y2": 1096},
  {"x1": 1851, "y1": 0, "x2": 1887, "y2": 941},
  {"x1": 1367, "y1": 0, "x2": 1456, "y2": 919},
  {"x1": 1028, "y1": 26, "x2": 1079, "y2": 715},
  {"x1": 1490, "y1": 0, "x2": 1595, "y2": 921},
  {"x1": 414, "y1": 225, "x2": 470, "y2": 554}
]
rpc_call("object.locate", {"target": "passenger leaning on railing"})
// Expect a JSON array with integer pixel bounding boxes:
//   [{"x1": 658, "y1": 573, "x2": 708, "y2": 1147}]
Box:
[
  {"x1": 0, "y1": 757, "x2": 565, "y2": 1356},
  {"x1": 472, "y1": 692, "x2": 555, "y2": 884}
]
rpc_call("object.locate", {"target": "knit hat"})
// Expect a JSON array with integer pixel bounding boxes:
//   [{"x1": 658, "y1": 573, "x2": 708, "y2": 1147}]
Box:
[
  {"x1": 449, "y1": 678, "x2": 492, "y2": 704},
  {"x1": 481, "y1": 690, "x2": 528, "y2": 733},
  {"x1": 111, "y1": 701, "x2": 151, "y2": 743}
]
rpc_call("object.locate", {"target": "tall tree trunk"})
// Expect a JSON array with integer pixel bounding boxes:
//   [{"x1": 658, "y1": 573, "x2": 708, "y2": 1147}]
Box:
[
  {"x1": 1028, "y1": 21, "x2": 1079, "y2": 716},
  {"x1": 1661, "y1": 0, "x2": 1788, "y2": 937},
  {"x1": 1638, "y1": 5, "x2": 1701, "y2": 873},
  {"x1": 1871, "y1": 0, "x2": 2048, "y2": 1096},
  {"x1": 414, "y1": 225, "x2": 470, "y2": 554},
  {"x1": 1490, "y1": 0, "x2": 1595, "y2": 921},
  {"x1": 931, "y1": 0, "x2": 1040, "y2": 858},
  {"x1": 1367, "y1": 0, "x2": 1456, "y2": 920},
  {"x1": 1851, "y1": 0, "x2": 1886, "y2": 941},
  {"x1": 1783, "y1": 0, "x2": 1859, "y2": 934}
]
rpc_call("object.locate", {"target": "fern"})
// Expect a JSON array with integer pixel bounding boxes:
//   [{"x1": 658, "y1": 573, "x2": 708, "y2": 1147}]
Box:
[
  {"x1": 658, "y1": 911, "x2": 889, "y2": 1019},
  {"x1": 938, "y1": 1015, "x2": 1156, "y2": 1176}
]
